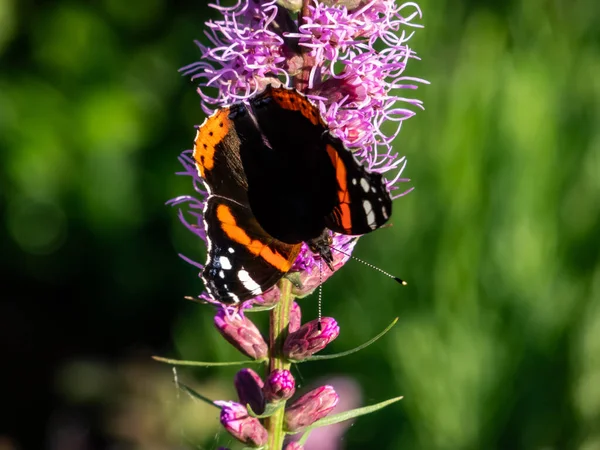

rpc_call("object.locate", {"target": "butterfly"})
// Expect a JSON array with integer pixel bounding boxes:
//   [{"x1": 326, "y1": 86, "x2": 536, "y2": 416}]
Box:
[{"x1": 193, "y1": 86, "x2": 392, "y2": 303}]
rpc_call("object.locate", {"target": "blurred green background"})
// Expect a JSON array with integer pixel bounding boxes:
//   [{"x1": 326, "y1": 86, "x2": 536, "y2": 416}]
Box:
[{"x1": 1, "y1": 0, "x2": 599, "y2": 449}]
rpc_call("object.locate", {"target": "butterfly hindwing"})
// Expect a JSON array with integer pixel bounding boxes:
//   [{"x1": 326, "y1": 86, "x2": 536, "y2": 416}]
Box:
[{"x1": 202, "y1": 196, "x2": 302, "y2": 303}]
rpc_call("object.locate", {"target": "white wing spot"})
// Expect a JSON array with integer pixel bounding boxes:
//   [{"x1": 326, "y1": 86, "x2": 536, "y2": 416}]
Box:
[
  {"x1": 222, "y1": 285, "x2": 240, "y2": 303},
  {"x1": 219, "y1": 256, "x2": 232, "y2": 270},
  {"x1": 238, "y1": 269, "x2": 262, "y2": 295},
  {"x1": 351, "y1": 178, "x2": 357, "y2": 185},
  {"x1": 219, "y1": 270, "x2": 225, "y2": 279},
  {"x1": 228, "y1": 247, "x2": 235, "y2": 254},
  {"x1": 371, "y1": 186, "x2": 377, "y2": 193},
  {"x1": 363, "y1": 200, "x2": 377, "y2": 230},
  {"x1": 360, "y1": 178, "x2": 370, "y2": 193}
]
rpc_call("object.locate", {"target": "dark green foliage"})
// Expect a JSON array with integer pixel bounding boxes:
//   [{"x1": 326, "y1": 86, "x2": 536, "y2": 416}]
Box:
[{"x1": 1, "y1": 0, "x2": 599, "y2": 449}]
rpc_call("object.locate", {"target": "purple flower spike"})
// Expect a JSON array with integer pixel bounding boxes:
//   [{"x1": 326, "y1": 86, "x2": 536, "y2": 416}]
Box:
[
  {"x1": 285, "y1": 442, "x2": 304, "y2": 450},
  {"x1": 264, "y1": 369, "x2": 296, "y2": 403},
  {"x1": 235, "y1": 368, "x2": 265, "y2": 414},
  {"x1": 289, "y1": 301, "x2": 302, "y2": 333},
  {"x1": 214, "y1": 309, "x2": 268, "y2": 360},
  {"x1": 217, "y1": 401, "x2": 268, "y2": 447},
  {"x1": 175, "y1": 0, "x2": 427, "y2": 298},
  {"x1": 283, "y1": 317, "x2": 340, "y2": 361},
  {"x1": 284, "y1": 385, "x2": 339, "y2": 432}
]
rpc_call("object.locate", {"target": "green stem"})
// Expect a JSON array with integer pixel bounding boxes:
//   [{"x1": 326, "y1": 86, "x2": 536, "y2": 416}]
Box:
[
  {"x1": 300, "y1": 0, "x2": 310, "y2": 22},
  {"x1": 265, "y1": 278, "x2": 294, "y2": 450},
  {"x1": 294, "y1": 0, "x2": 315, "y2": 92}
]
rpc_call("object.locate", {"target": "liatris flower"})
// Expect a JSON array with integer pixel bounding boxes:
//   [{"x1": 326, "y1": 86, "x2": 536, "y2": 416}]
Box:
[
  {"x1": 235, "y1": 368, "x2": 266, "y2": 414},
  {"x1": 284, "y1": 317, "x2": 340, "y2": 361},
  {"x1": 174, "y1": 0, "x2": 427, "y2": 296},
  {"x1": 217, "y1": 401, "x2": 269, "y2": 447},
  {"x1": 264, "y1": 369, "x2": 296, "y2": 403},
  {"x1": 214, "y1": 309, "x2": 268, "y2": 360},
  {"x1": 182, "y1": 0, "x2": 425, "y2": 183},
  {"x1": 284, "y1": 385, "x2": 339, "y2": 432},
  {"x1": 285, "y1": 442, "x2": 304, "y2": 450}
]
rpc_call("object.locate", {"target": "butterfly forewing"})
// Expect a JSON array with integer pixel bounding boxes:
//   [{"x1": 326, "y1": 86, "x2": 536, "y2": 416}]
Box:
[
  {"x1": 194, "y1": 107, "x2": 248, "y2": 200},
  {"x1": 323, "y1": 134, "x2": 393, "y2": 235},
  {"x1": 244, "y1": 86, "x2": 339, "y2": 244}
]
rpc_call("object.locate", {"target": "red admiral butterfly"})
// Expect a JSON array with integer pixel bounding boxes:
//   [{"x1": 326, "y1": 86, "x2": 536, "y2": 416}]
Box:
[{"x1": 194, "y1": 86, "x2": 392, "y2": 303}]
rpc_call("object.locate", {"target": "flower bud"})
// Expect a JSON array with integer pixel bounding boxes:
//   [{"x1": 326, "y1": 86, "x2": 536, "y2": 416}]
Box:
[
  {"x1": 290, "y1": 238, "x2": 356, "y2": 297},
  {"x1": 234, "y1": 368, "x2": 265, "y2": 414},
  {"x1": 214, "y1": 310, "x2": 268, "y2": 360},
  {"x1": 283, "y1": 317, "x2": 339, "y2": 361},
  {"x1": 264, "y1": 369, "x2": 296, "y2": 403},
  {"x1": 289, "y1": 301, "x2": 301, "y2": 333},
  {"x1": 284, "y1": 385, "x2": 339, "y2": 432},
  {"x1": 256, "y1": 285, "x2": 280, "y2": 306},
  {"x1": 218, "y1": 401, "x2": 268, "y2": 447}
]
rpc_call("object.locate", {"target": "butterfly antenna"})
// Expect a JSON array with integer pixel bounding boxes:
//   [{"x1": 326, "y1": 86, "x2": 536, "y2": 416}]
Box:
[
  {"x1": 331, "y1": 246, "x2": 407, "y2": 285},
  {"x1": 318, "y1": 258, "x2": 323, "y2": 331}
]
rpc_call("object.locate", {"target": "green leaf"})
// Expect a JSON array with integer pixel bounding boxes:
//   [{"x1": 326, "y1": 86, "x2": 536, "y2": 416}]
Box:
[
  {"x1": 300, "y1": 317, "x2": 399, "y2": 362},
  {"x1": 152, "y1": 355, "x2": 266, "y2": 367},
  {"x1": 247, "y1": 401, "x2": 285, "y2": 418},
  {"x1": 177, "y1": 383, "x2": 221, "y2": 409},
  {"x1": 276, "y1": 0, "x2": 303, "y2": 13},
  {"x1": 183, "y1": 295, "x2": 205, "y2": 304},
  {"x1": 295, "y1": 396, "x2": 404, "y2": 443},
  {"x1": 245, "y1": 304, "x2": 278, "y2": 313},
  {"x1": 285, "y1": 271, "x2": 304, "y2": 290}
]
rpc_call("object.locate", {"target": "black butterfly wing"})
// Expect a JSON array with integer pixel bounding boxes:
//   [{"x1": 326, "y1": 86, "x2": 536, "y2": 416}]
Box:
[
  {"x1": 193, "y1": 107, "x2": 248, "y2": 201},
  {"x1": 323, "y1": 134, "x2": 393, "y2": 235},
  {"x1": 194, "y1": 107, "x2": 302, "y2": 303},
  {"x1": 244, "y1": 86, "x2": 339, "y2": 244},
  {"x1": 248, "y1": 86, "x2": 392, "y2": 237},
  {"x1": 202, "y1": 197, "x2": 301, "y2": 303}
]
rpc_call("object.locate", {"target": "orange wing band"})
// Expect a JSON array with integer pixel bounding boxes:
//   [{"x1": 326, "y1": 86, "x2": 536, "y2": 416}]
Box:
[
  {"x1": 193, "y1": 109, "x2": 231, "y2": 178},
  {"x1": 270, "y1": 89, "x2": 323, "y2": 126},
  {"x1": 326, "y1": 144, "x2": 352, "y2": 231},
  {"x1": 216, "y1": 204, "x2": 295, "y2": 272}
]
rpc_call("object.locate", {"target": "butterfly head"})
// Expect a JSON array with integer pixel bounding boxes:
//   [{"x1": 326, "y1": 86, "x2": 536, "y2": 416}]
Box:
[{"x1": 307, "y1": 229, "x2": 335, "y2": 272}]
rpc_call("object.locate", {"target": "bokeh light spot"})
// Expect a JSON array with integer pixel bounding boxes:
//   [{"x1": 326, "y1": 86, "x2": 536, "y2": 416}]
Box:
[
  {"x1": 103, "y1": 0, "x2": 164, "y2": 30},
  {"x1": 7, "y1": 198, "x2": 67, "y2": 255},
  {"x1": 0, "y1": 0, "x2": 16, "y2": 55}
]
